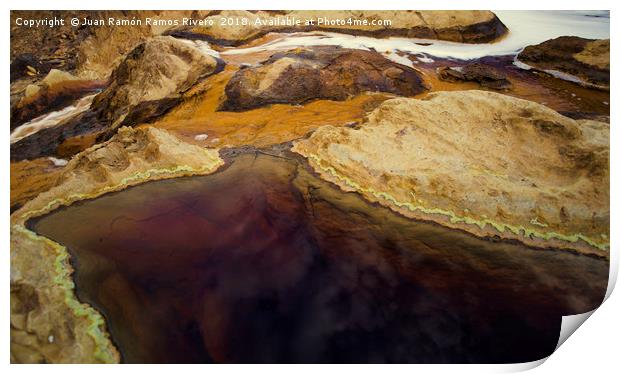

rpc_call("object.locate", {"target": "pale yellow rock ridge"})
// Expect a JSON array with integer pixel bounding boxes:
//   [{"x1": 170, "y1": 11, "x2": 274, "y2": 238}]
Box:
[{"x1": 292, "y1": 90, "x2": 609, "y2": 255}]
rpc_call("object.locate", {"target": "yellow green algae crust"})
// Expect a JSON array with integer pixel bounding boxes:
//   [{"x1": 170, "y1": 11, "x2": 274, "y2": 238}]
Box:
[
  {"x1": 299, "y1": 153, "x2": 609, "y2": 253},
  {"x1": 17, "y1": 163, "x2": 224, "y2": 222},
  {"x1": 12, "y1": 160, "x2": 225, "y2": 363},
  {"x1": 12, "y1": 225, "x2": 118, "y2": 363}
]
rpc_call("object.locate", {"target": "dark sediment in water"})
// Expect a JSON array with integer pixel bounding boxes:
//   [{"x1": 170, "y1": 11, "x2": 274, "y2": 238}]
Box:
[{"x1": 29, "y1": 153, "x2": 608, "y2": 363}]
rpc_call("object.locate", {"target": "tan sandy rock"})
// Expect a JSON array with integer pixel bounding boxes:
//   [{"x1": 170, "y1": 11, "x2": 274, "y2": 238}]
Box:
[
  {"x1": 20, "y1": 69, "x2": 80, "y2": 102},
  {"x1": 292, "y1": 90, "x2": 609, "y2": 255},
  {"x1": 10, "y1": 158, "x2": 64, "y2": 212},
  {"x1": 75, "y1": 11, "x2": 216, "y2": 80},
  {"x1": 91, "y1": 36, "x2": 222, "y2": 135},
  {"x1": 574, "y1": 39, "x2": 610, "y2": 70}
]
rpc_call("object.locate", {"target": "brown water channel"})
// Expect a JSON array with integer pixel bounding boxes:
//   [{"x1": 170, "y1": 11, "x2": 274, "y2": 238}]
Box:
[{"x1": 28, "y1": 152, "x2": 608, "y2": 363}]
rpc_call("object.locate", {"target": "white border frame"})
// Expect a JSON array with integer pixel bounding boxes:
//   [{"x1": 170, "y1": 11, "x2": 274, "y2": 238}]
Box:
[{"x1": 3, "y1": 1, "x2": 617, "y2": 372}]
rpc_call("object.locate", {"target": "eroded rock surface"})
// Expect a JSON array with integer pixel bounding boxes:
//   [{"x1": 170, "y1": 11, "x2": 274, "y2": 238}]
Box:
[
  {"x1": 221, "y1": 46, "x2": 428, "y2": 111},
  {"x1": 10, "y1": 10, "x2": 215, "y2": 81},
  {"x1": 437, "y1": 63, "x2": 512, "y2": 90},
  {"x1": 293, "y1": 90, "x2": 609, "y2": 255},
  {"x1": 91, "y1": 36, "x2": 223, "y2": 134},
  {"x1": 148, "y1": 64, "x2": 391, "y2": 148},
  {"x1": 11, "y1": 37, "x2": 223, "y2": 161},
  {"x1": 517, "y1": 36, "x2": 610, "y2": 88},
  {"x1": 169, "y1": 10, "x2": 507, "y2": 45},
  {"x1": 10, "y1": 158, "x2": 64, "y2": 212},
  {"x1": 10, "y1": 53, "x2": 49, "y2": 82},
  {"x1": 10, "y1": 110, "x2": 105, "y2": 162},
  {"x1": 11, "y1": 126, "x2": 224, "y2": 363},
  {"x1": 11, "y1": 10, "x2": 93, "y2": 79}
]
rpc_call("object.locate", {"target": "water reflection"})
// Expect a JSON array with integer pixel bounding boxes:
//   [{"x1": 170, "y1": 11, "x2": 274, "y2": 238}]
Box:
[{"x1": 29, "y1": 153, "x2": 608, "y2": 363}]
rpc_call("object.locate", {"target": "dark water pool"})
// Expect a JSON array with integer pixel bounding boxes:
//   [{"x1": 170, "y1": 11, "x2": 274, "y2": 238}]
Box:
[{"x1": 29, "y1": 153, "x2": 608, "y2": 363}]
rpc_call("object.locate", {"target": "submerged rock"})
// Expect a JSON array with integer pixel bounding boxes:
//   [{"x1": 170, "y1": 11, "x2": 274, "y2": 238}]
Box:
[
  {"x1": 517, "y1": 36, "x2": 610, "y2": 88},
  {"x1": 437, "y1": 63, "x2": 512, "y2": 90},
  {"x1": 169, "y1": 10, "x2": 507, "y2": 45},
  {"x1": 221, "y1": 46, "x2": 429, "y2": 111},
  {"x1": 292, "y1": 90, "x2": 609, "y2": 254},
  {"x1": 91, "y1": 36, "x2": 224, "y2": 137}
]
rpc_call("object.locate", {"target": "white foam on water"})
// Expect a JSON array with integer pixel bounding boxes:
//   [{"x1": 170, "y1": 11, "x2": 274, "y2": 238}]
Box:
[
  {"x1": 10, "y1": 94, "x2": 97, "y2": 144},
  {"x1": 415, "y1": 54, "x2": 435, "y2": 63},
  {"x1": 221, "y1": 11, "x2": 609, "y2": 61},
  {"x1": 382, "y1": 52, "x2": 414, "y2": 68},
  {"x1": 48, "y1": 157, "x2": 68, "y2": 167}
]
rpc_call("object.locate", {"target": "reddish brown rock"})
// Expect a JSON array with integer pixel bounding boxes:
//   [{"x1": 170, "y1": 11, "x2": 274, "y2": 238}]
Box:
[
  {"x1": 221, "y1": 46, "x2": 429, "y2": 111},
  {"x1": 437, "y1": 63, "x2": 512, "y2": 90},
  {"x1": 517, "y1": 36, "x2": 609, "y2": 88}
]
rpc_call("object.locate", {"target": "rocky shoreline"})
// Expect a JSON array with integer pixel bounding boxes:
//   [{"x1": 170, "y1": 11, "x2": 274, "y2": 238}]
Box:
[
  {"x1": 292, "y1": 91, "x2": 609, "y2": 256},
  {"x1": 11, "y1": 127, "x2": 223, "y2": 363}
]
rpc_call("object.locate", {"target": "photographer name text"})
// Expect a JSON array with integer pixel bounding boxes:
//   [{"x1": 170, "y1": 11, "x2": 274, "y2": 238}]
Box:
[{"x1": 14, "y1": 15, "x2": 392, "y2": 28}]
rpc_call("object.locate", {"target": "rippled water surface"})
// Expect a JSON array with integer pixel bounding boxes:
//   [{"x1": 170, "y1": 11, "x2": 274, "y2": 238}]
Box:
[{"x1": 29, "y1": 153, "x2": 608, "y2": 363}]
